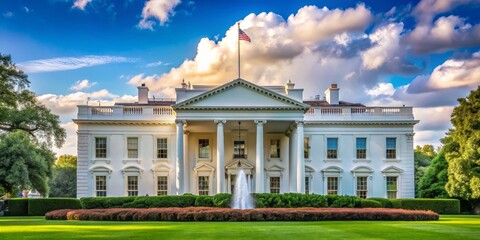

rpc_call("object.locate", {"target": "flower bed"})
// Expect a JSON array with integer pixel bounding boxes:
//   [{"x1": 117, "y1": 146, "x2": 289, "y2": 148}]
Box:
[{"x1": 45, "y1": 207, "x2": 439, "y2": 221}]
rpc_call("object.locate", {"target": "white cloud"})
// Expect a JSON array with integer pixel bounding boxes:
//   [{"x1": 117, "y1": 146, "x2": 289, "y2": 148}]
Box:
[
  {"x1": 366, "y1": 82, "x2": 396, "y2": 97},
  {"x1": 138, "y1": 0, "x2": 182, "y2": 30},
  {"x1": 72, "y1": 0, "x2": 93, "y2": 10},
  {"x1": 53, "y1": 122, "x2": 78, "y2": 156},
  {"x1": 146, "y1": 60, "x2": 170, "y2": 67},
  {"x1": 362, "y1": 23, "x2": 403, "y2": 69},
  {"x1": 412, "y1": 0, "x2": 477, "y2": 24},
  {"x1": 70, "y1": 79, "x2": 97, "y2": 91},
  {"x1": 17, "y1": 55, "x2": 137, "y2": 73}
]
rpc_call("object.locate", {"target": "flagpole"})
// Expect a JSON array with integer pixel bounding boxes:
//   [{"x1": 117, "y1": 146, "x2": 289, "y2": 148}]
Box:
[{"x1": 237, "y1": 22, "x2": 240, "y2": 79}]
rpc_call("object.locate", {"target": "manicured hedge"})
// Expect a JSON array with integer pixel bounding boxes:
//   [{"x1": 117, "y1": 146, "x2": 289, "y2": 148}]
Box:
[
  {"x1": 28, "y1": 198, "x2": 82, "y2": 216},
  {"x1": 367, "y1": 198, "x2": 393, "y2": 208},
  {"x1": 195, "y1": 196, "x2": 214, "y2": 207},
  {"x1": 361, "y1": 199, "x2": 382, "y2": 208},
  {"x1": 4, "y1": 199, "x2": 28, "y2": 216},
  {"x1": 254, "y1": 193, "x2": 361, "y2": 208},
  {"x1": 394, "y1": 199, "x2": 460, "y2": 214},
  {"x1": 80, "y1": 197, "x2": 137, "y2": 209},
  {"x1": 45, "y1": 207, "x2": 439, "y2": 221}
]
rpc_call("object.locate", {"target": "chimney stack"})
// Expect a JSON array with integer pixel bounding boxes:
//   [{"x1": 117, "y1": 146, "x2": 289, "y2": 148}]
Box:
[
  {"x1": 324, "y1": 84, "x2": 339, "y2": 105},
  {"x1": 137, "y1": 83, "x2": 149, "y2": 104}
]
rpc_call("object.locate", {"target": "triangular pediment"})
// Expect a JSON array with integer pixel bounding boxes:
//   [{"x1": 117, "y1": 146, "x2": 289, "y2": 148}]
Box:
[
  {"x1": 225, "y1": 159, "x2": 254, "y2": 169},
  {"x1": 173, "y1": 79, "x2": 309, "y2": 111},
  {"x1": 265, "y1": 164, "x2": 284, "y2": 172}
]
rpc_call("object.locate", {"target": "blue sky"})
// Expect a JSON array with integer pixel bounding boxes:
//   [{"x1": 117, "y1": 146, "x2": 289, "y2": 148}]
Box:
[{"x1": 1, "y1": 0, "x2": 480, "y2": 155}]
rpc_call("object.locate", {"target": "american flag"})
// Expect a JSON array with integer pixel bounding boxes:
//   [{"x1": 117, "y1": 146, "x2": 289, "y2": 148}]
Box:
[{"x1": 239, "y1": 28, "x2": 251, "y2": 42}]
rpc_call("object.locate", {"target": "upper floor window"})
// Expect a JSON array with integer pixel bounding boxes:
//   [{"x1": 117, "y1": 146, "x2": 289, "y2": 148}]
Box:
[
  {"x1": 386, "y1": 138, "x2": 397, "y2": 159},
  {"x1": 95, "y1": 175, "x2": 107, "y2": 197},
  {"x1": 327, "y1": 138, "x2": 338, "y2": 159},
  {"x1": 157, "y1": 138, "x2": 168, "y2": 159},
  {"x1": 95, "y1": 137, "x2": 107, "y2": 158},
  {"x1": 356, "y1": 138, "x2": 367, "y2": 159},
  {"x1": 233, "y1": 140, "x2": 246, "y2": 158},
  {"x1": 304, "y1": 137, "x2": 310, "y2": 159},
  {"x1": 198, "y1": 139, "x2": 210, "y2": 158},
  {"x1": 270, "y1": 139, "x2": 280, "y2": 158},
  {"x1": 127, "y1": 137, "x2": 138, "y2": 158}
]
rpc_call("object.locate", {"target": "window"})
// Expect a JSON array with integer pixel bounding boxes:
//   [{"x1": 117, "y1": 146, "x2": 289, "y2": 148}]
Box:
[
  {"x1": 127, "y1": 176, "x2": 138, "y2": 196},
  {"x1": 270, "y1": 139, "x2": 280, "y2": 158},
  {"x1": 127, "y1": 137, "x2": 138, "y2": 158},
  {"x1": 198, "y1": 176, "x2": 209, "y2": 195},
  {"x1": 327, "y1": 138, "x2": 338, "y2": 159},
  {"x1": 198, "y1": 139, "x2": 210, "y2": 158},
  {"x1": 95, "y1": 137, "x2": 107, "y2": 158},
  {"x1": 386, "y1": 138, "x2": 396, "y2": 159},
  {"x1": 356, "y1": 176, "x2": 368, "y2": 199},
  {"x1": 356, "y1": 138, "x2": 367, "y2": 159},
  {"x1": 230, "y1": 175, "x2": 236, "y2": 194},
  {"x1": 95, "y1": 176, "x2": 107, "y2": 197},
  {"x1": 386, "y1": 176, "x2": 398, "y2": 199},
  {"x1": 157, "y1": 138, "x2": 168, "y2": 159},
  {"x1": 270, "y1": 177, "x2": 280, "y2": 193},
  {"x1": 304, "y1": 137, "x2": 310, "y2": 159},
  {"x1": 157, "y1": 176, "x2": 168, "y2": 195},
  {"x1": 327, "y1": 177, "x2": 338, "y2": 195},
  {"x1": 305, "y1": 177, "x2": 310, "y2": 194},
  {"x1": 233, "y1": 140, "x2": 246, "y2": 158}
]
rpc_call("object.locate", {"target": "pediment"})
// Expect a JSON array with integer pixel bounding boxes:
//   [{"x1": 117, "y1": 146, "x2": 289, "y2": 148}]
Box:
[
  {"x1": 173, "y1": 79, "x2": 309, "y2": 111},
  {"x1": 321, "y1": 166, "x2": 343, "y2": 173},
  {"x1": 351, "y1": 166, "x2": 373, "y2": 174},
  {"x1": 265, "y1": 164, "x2": 284, "y2": 172},
  {"x1": 225, "y1": 159, "x2": 254, "y2": 169},
  {"x1": 152, "y1": 163, "x2": 173, "y2": 172},
  {"x1": 305, "y1": 165, "x2": 315, "y2": 173},
  {"x1": 89, "y1": 165, "x2": 113, "y2": 173},
  {"x1": 382, "y1": 166, "x2": 403, "y2": 174},
  {"x1": 194, "y1": 163, "x2": 215, "y2": 173}
]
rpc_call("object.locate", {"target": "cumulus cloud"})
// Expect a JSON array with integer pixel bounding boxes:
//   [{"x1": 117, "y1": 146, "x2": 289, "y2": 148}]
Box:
[
  {"x1": 138, "y1": 0, "x2": 182, "y2": 30},
  {"x1": 53, "y1": 121, "x2": 78, "y2": 156},
  {"x1": 412, "y1": 0, "x2": 477, "y2": 24},
  {"x1": 362, "y1": 23, "x2": 404, "y2": 70},
  {"x1": 70, "y1": 79, "x2": 97, "y2": 91},
  {"x1": 366, "y1": 82, "x2": 395, "y2": 97},
  {"x1": 72, "y1": 0, "x2": 93, "y2": 10},
  {"x1": 17, "y1": 55, "x2": 137, "y2": 73},
  {"x1": 146, "y1": 60, "x2": 170, "y2": 67},
  {"x1": 407, "y1": 51, "x2": 480, "y2": 93}
]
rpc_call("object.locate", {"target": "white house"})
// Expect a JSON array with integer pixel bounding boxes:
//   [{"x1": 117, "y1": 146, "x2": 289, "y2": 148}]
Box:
[{"x1": 74, "y1": 79, "x2": 417, "y2": 199}]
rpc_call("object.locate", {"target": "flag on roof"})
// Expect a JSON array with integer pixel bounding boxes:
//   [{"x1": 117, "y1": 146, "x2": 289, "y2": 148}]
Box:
[{"x1": 239, "y1": 28, "x2": 251, "y2": 42}]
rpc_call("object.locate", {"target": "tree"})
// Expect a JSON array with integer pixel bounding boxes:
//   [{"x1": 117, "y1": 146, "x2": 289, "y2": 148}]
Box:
[
  {"x1": 445, "y1": 85, "x2": 480, "y2": 214},
  {"x1": 418, "y1": 150, "x2": 449, "y2": 198},
  {"x1": 49, "y1": 155, "x2": 77, "y2": 197},
  {"x1": 0, "y1": 131, "x2": 55, "y2": 196},
  {"x1": 0, "y1": 53, "x2": 66, "y2": 196},
  {"x1": 414, "y1": 145, "x2": 436, "y2": 197}
]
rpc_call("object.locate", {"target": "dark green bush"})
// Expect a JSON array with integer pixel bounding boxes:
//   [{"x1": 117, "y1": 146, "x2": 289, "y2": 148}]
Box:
[
  {"x1": 122, "y1": 195, "x2": 197, "y2": 208},
  {"x1": 395, "y1": 199, "x2": 460, "y2": 214},
  {"x1": 367, "y1": 198, "x2": 393, "y2": 208},
  {"x1": 253, "y1": 193, "x2": 353, "y2": 208},
  {"x1": 361, "y1": 199, "x2": 382, "y2": 208},
  {"x1": 389, "y1": 199, "x2": 403, "y2": 208},
  {"x1": 330, "y1": 195, "x2": 362, "y2": 208},
  {"x1": 194, "y1": 196, "x2": 214, "y2": 207},
  {"x1": 28, "y1": 198, "x2": 81, "y2": 216},
  {"x1": 80, "y1": 197, "x2": 136, "y2": 209},
  {"x1": 213, "y1": 193, "x2": 232, "y2": 208},
  {"x1": 4, "y1": 199, "x2": 28, "y2": 216}
]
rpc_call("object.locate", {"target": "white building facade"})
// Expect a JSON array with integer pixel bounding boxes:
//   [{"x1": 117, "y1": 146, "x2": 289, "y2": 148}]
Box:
[{"x1": 75, "y1": 79, "x2": 417, "y2": 199}]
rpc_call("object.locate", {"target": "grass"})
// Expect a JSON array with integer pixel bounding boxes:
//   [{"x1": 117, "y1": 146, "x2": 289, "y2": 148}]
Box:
[{"x1": 0, "y1": 215, "x2": 479, "y2": 240}]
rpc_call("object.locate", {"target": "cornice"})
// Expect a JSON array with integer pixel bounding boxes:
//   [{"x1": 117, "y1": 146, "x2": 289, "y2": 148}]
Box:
[{"x1": 73, "y1": 119, "x2": 175, "y2": 125}]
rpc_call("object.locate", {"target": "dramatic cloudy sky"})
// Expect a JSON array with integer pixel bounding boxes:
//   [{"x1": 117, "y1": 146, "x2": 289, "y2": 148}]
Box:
[{"x1": 1, "y1": 0, "x2": 480, "y2": 156}]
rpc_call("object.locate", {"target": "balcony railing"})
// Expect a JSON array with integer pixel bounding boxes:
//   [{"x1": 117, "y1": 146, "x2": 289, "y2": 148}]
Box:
[
  {"x1": 77, "y1": 105, "x2": 175, "y2": 121},
  {"x1": 304, "y1": 106, "x2": 414, "y2": 121}
]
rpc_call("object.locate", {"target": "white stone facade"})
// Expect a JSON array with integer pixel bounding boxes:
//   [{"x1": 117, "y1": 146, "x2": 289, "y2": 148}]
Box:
[{"x1": 75, "y1": 79, "x2": 417, "y2": 199}]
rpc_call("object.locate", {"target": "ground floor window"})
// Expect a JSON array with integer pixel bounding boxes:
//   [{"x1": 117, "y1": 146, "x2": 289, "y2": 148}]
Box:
[
  {"x1": 327, "y1": 177, "x2": 338, "y2": 195},
  {"x1": 305, "y1": 177, "x2": 310, "y2": 194},
  {"x1": 270, "y1": 177, "x2": 280, "y2": 193},
  {"x1": 198, "y1": 176, "x2": 209, "y2": 195},
  {"x1": 127, "y1": 176, "x2": 138, "y2": 196},
  {"x1": 95, "y1": 175, "x2": 107, "y2": 197},
  {"x1": 157, "y1": 176, "x2": 168, "y2": 196},
  {"x1": 230, "y1": 175, "x2": 236, "y2": 194},
  {"x1": 356, "y1": 176, "x2": 368, "y2": 199},
  {"x1": 386, "y1": 176, "x2": 398, "y2": 199}
]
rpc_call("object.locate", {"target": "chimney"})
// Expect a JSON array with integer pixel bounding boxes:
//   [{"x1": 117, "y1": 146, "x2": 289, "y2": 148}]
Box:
[
  {"x1": 285, "y1": 79, "x2": 295, "y2": 90},
  {"x1": 137, "y1": 83, "x2": 149, "y2": 104},
  {"x1": 324, "y1": 84, "x2": 339, "y2": 105}
]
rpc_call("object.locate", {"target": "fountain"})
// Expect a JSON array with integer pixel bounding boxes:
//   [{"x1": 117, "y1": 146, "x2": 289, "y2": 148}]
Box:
[{"x1": 231, "y1": 167, "x2": 254, "y2": 209}]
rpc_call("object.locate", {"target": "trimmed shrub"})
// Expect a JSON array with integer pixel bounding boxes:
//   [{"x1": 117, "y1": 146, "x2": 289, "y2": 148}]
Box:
[
  {"x1": 28, "y1": 198, "x2": 81, "y2": 216},
  {"x1": 122, "y1": 196, "x2": 197, "y2": 208},
  {"x1": 46, "y1": 207, "x2": 439, "y2": 221},
  {"x1": 80, "y1": 197, "x2": 136, "y2": 209},
  {"x1": 213, "y1": 193, "x2": 232, "y2": 208},
  {"x1": 389, "y1": 199, "x2": 403, "y2": 208},
  {"x1": 361, "y1": 199, "x2": 382, "y2": 208},
  {"x1": 395, "y1": 199, "x2": 460, "y2": 214},
  {"x1": 4, "y1": 199, "x2": 28, "y2": 216},
  {"x1": 195, "y1": 196, "x2": 214, "y2": 207},
  {"x1": 367, "y1": 198, "x2": 393, "y2": 208}
]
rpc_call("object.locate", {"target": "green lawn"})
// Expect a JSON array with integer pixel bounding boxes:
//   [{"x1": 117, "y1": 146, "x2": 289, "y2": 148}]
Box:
[{"x1": 0, "y1": 215, "x2": 479, "y2": 240}]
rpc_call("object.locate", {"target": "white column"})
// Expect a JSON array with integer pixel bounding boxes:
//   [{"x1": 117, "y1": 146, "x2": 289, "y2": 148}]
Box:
[
  {"x1": 255, "y1": 120, "x2": 266, "y2": 193},
  {"x1": 296, "y1": 121, "x2": 305, "y2": 193},
  {"x1": 176, "y1": 120, "x2": 185, "y2": 195},
  {"x1": 290, "y1": 128, "x2": 298, "y2": 192},
  {"x1": 227, "y1": 174, "x2": 232, "y2": 193},
  {"x1": 215, "y1": 120, "x2": 226, "y2": 194},
  {"x1": 183, "y1": 131, "x2": 190, "y2": 194}
]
